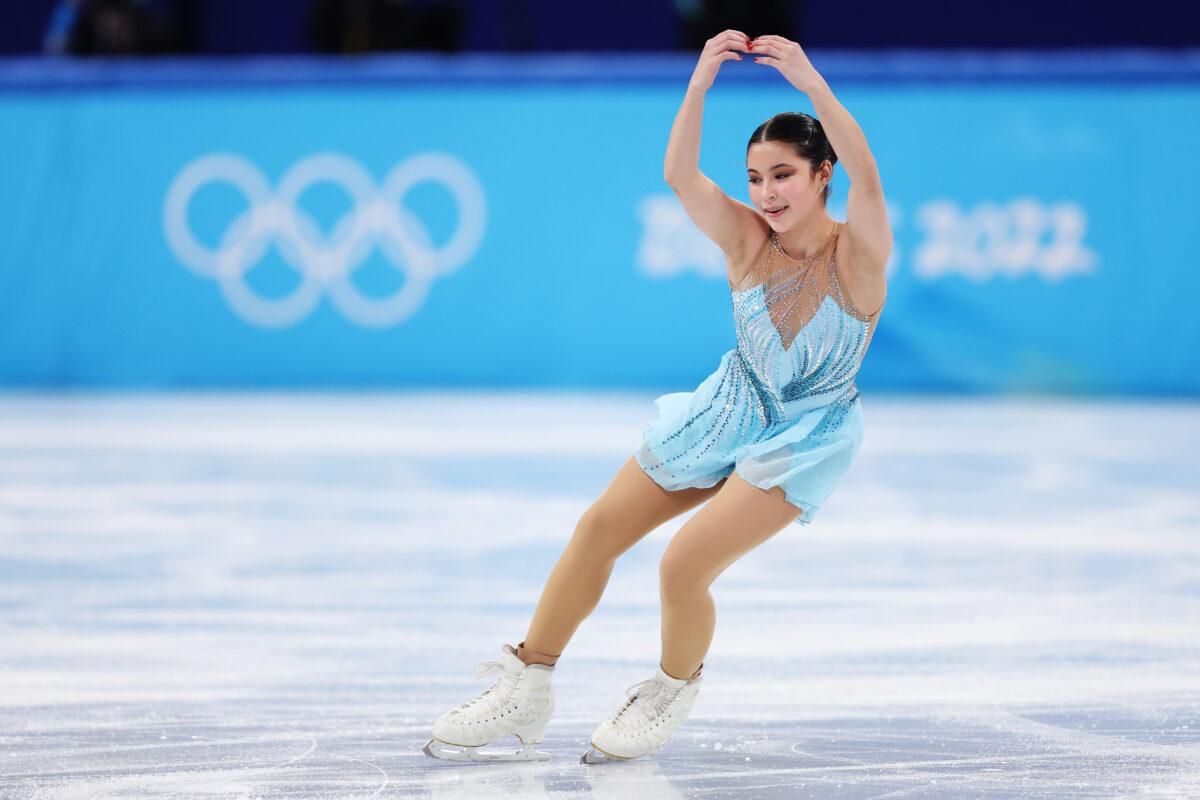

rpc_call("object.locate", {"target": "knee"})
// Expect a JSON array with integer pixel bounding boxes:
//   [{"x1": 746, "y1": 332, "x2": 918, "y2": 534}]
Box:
[
  {"x1": 569, "y1": 505, "x2": 624, "y2": 562},
  {"x1": 658, "y1": 547, "x2": 711, "y2": 600}
]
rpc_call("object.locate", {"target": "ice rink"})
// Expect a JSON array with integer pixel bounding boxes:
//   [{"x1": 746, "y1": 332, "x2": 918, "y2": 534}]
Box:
[{"x1": 1, "y1": 392, "x2": 1198, "y2": 799}]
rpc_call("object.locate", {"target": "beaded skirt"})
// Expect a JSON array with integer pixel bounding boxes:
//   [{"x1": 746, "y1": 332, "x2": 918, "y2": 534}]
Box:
[{"x1": 635, "y1": 222, "x2": 882, "y2": 526}]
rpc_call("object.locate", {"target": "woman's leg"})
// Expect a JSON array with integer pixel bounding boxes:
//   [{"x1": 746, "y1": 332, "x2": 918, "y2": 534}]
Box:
[
  {"x1": 657, "y1": 472, "x2": 802, "y2": 680},
  {"x1": 518, "y1": 456, "x2": 726, "y2": 666}
]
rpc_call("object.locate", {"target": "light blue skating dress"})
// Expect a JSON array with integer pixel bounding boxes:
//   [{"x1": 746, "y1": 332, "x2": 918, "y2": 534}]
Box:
[{"x1": 635, "y1": 221, "x2": 883, "y2": 525}]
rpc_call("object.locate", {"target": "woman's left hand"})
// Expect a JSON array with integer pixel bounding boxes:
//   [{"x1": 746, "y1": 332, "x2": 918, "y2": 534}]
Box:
[{"x1": 748, "y1": 35, "x2": 822, "y2": 93}]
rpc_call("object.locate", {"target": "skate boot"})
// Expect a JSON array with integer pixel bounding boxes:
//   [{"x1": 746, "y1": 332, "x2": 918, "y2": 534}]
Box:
[
  {"x1": 423, "y1": 643, "x2": 556, "y2": 762},
  {"x1": 581, "y1": 662, "x2": 703, "y2": 764}
]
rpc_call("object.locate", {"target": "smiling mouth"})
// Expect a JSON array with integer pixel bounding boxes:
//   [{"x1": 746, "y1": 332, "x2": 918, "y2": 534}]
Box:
[{"x1": 765, "y1": 205, "x2": 789, "y2": 215}]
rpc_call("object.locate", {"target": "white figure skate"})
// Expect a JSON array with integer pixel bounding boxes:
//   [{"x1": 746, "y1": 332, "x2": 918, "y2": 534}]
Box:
[
  {"x1": 424, "y1": 643, "x2": 556, "y2": 762},
  {"x1": 581, "y1": 663, "x2": 703, "y2": 764}
]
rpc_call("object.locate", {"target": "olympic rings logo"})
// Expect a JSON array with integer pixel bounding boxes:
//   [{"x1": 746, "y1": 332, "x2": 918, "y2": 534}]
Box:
[{"x1": 163, "y1": 152, "x2": 486, "y2": 328}]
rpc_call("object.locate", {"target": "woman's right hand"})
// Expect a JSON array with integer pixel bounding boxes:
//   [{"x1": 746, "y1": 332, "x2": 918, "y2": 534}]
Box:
[{"x1": 688, "y1": 30, "x2": 750, "y2": 93}]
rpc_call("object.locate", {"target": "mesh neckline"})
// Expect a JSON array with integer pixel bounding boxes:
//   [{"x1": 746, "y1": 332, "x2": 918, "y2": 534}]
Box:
[{"x1": 768, "y1": 221, "x2": 841, "y2": 264}]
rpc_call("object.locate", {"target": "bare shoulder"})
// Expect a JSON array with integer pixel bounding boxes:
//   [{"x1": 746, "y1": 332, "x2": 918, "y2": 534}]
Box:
[{"x1": 725, "y1": 215, "x2": 771, "y2": 287}]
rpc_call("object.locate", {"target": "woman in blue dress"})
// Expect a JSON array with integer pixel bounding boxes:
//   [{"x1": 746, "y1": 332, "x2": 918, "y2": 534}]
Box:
[{"x1": 426, "y1": 29, "x2": 892, "y2": 764}]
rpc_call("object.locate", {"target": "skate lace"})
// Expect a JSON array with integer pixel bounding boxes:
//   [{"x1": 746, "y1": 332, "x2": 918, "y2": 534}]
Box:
[
  {"x1": 614, "y1": 677, "x2": 681, "y2": 726},
  {"x1": 452, "y1": 659, "x2": 515, "y2": 716},
  {"x1": 473, "y1": 659, "x2": 504, "y2": 680}
]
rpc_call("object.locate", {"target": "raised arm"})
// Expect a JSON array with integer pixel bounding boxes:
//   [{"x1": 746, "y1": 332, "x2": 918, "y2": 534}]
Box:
[
  {"x1": 749, "y1": 36, "x2": 893, "y2": 275},
  {"x1": 664, "y1": 30, "x2": 762, "y2": 267}
]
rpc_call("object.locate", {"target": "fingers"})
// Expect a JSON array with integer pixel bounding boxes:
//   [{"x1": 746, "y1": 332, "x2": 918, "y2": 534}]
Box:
[
  {"x1": 708, "y1": 30, "x2": 749, "y2": 46},
  {"x1": 702, "y1": 37, "x2": 747, "y2": 60},
  {"x1": 749, "y1": 41, "x2": 783, "y2": 58},
  {"x1": 725, "y1": 32, "x2": 750, "y2": 53},
  {"x1": 750, "y1": 37, "x2": 799, "y2": 57},
  {"x1": 707, "y1": 30, "x2": 751, "y2": 53}
]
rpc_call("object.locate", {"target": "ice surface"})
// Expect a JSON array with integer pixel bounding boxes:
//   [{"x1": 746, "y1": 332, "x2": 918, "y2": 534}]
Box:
[{"x1": 0, "y1": 391, "x2": 1197, "y2": 798}]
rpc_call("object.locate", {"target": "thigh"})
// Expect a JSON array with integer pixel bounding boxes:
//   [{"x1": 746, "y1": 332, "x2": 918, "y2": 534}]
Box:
[
  {"x1": 660, "y1": 472, "x2": 802, "y2": 590},
  {"x1": 574, "y1": 456, "x2": 727, "y2": 560}
]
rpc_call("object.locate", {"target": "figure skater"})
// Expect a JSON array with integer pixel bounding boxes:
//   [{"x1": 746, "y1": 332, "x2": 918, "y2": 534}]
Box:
[{"x1": 424, "y1": 29, "x2": 891, "y2": 764}]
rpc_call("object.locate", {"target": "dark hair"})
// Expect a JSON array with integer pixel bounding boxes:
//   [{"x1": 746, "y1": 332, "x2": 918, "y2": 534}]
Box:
[{"x1": 747, "y1": 112, "x2": 838, "y2": 205}]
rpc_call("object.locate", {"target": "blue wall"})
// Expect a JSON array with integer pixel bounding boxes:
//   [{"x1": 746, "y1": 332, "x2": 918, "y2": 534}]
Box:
[{"x1": 2, "y1": 52, "x2": 1198, "y2": 394}]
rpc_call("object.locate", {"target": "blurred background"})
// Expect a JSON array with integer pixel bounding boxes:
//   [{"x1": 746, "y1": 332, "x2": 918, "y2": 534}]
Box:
[
  {"x1": 0, "y1": 0, "x2": 1198, "y2": 392},
  {"x1": 2, "y1": 3, "x2": 1199, "y2": 799},
  {"x1": 3, "y1": 0, "x2": 1199, "y2": 55}
]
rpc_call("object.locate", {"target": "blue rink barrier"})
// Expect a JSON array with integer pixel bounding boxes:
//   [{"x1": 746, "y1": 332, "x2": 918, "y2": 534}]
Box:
[{"x1": 1, "y1": 52, "x2": 1198, "y2": 394}]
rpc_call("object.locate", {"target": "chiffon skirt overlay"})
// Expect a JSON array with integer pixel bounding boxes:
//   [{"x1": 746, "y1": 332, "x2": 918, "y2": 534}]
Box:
[{"x1": 634, "y1": 347, "x2": 864, "y2": 527}]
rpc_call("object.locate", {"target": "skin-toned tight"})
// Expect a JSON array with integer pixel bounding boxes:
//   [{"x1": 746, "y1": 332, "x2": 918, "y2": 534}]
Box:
[{"x1": 518, "y1": 455, "x2": 800, "y2": 680}]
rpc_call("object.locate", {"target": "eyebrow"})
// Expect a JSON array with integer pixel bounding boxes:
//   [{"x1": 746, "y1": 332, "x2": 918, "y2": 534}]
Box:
[{"x1": 746, "y1": 163, "x2": 793, "y2": 172}]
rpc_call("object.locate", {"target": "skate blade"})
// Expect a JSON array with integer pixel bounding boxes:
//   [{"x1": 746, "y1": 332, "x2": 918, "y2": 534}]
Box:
[
  {"x1": 424, "y1": 737, "x2": 551, "y2": 762},
  {"x1": 580, "y1": 744, "x2": 639, "y2": 765}
]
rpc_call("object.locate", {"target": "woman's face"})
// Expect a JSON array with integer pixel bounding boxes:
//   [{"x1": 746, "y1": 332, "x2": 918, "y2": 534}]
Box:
[{"x1": 746, "y1": 141, "x2": 824, "y2": 230}]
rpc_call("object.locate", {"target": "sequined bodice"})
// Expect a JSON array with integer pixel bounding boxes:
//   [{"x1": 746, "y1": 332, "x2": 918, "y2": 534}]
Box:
[{"x1": 728, "y1": 223, "x2": 881, "y2": 424}]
